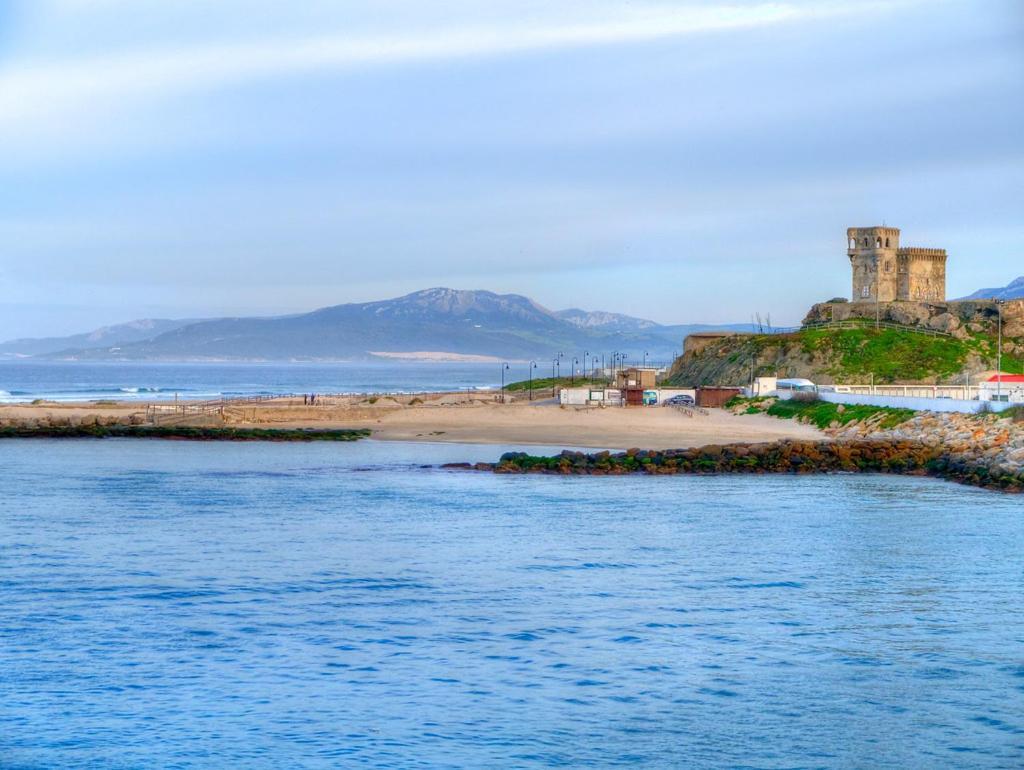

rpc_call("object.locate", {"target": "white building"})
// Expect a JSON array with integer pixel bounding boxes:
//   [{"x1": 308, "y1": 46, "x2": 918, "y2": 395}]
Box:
[{"x1": 978, "y1": 374, "x2": 1024, "y2": 404}]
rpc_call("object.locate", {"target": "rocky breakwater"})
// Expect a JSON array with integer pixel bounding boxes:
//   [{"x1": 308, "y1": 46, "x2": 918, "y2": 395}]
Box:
[
  {"x1": 459, "y1": 440, "x2": 947, "y2": 480},
  {"x1": 449, "y1": 407, "x2": 1024, "y2": 492},
  {"x1": 829, "y1": 410, "x2": 1024, "y2": 492}
]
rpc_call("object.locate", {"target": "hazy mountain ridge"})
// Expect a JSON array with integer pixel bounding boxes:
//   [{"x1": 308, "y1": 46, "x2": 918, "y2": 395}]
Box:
[
  {"x1": 3, "y1": 288, "x2": 753, "y2": 362},
  {"x1": 555, "y1": 308, "x2": 659, "y2": 332},
  {"x1": 0, "y1": 318, "x2": 201, "y2": 358},
  {"x1": 957, "y1": 276, "x2": 1024, "y2": 301}
]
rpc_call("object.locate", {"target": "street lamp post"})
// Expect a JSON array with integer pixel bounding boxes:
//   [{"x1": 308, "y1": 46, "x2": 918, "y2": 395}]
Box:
[
  {"x1": 571, "y1": 357, "x2": 579, "y2": 386},
  {"x1": 583, "y1": 351, "x2": 589, "y2": 381},
  {"x1": 643, "y1": 351, "x2": 648, "y2": 368},
  {"x1": 997, "y1": 299, "x2": 1004, "y2": 402},
  {"x1": 528, "y1": 361, "x2": 537, "y2": 401},
  {"x1": 501, "y1": 362, "x2": 510, "y2": 404},
  {"x1": 551, "y1": 359, "x2": 557, "y2": 397}
]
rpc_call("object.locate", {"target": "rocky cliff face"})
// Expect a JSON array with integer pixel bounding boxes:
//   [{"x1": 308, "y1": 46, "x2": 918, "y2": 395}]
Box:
[{"x1": 803, "y1": 299, "x2": 1024, "y2": 341}]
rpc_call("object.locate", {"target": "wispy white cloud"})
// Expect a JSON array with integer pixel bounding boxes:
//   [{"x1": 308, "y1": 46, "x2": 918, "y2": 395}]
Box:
[{"x1": 0, "y1": 2, "x2": 888, "y2": 133}]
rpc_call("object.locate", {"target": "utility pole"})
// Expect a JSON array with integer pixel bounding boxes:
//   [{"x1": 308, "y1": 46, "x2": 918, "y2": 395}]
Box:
[
  {"x1": 501, "y1": 362, "x2": 510, "y2": 404},
  {"x1": 528, "y1": 361, "x2": 537, "y2": 401}
]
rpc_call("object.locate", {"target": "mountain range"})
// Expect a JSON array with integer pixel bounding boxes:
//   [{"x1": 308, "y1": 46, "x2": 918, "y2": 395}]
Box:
[
  {"x1": 0, "y1": 288, "x2": 755, "y2": 363},
  {"x1": 957, "y1": 276, "x2": 1024, "y2": 301}
]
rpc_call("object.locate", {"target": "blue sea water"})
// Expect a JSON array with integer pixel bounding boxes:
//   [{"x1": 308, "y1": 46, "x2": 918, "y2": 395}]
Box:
[
  {"x1": 0, "y1": 361, "x2": 515, "y2": 403},
  {"x1": 2, "y1": 440, "x2": 1023, "y2": 768}
]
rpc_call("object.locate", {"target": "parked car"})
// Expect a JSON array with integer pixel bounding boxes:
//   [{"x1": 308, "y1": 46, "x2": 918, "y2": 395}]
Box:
[{"x1": 665, "y1": 394, "x2": 695, "y2": 406}]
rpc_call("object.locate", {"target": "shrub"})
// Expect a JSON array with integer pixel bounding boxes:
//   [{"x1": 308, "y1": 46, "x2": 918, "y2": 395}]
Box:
[
  {"x1": 791, "y1": 391, "x2": 820, "y2": 403},
  {"x1": 1002, "y1": 405, "x2": 1024, "y2": 422}
]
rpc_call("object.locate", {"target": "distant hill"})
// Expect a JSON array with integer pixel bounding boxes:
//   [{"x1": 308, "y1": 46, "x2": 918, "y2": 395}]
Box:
[
  {"x1": 5, "y1": 288, "x2": 754, "y2": 363},
  {"x1": 957, "y1": 276, "x2": 1024, "y2": 301},
  {"x1": 0, "y1": 318, "x2": 200, "y2": 358},
  {"x1": 555, "y1": 308, "x2": 660, "y2": 332}
]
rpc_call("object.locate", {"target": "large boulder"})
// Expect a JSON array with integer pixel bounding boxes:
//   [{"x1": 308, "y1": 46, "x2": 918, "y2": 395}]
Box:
[
  {"x1": 889, "y1": 303, "x2": 931, "y2": 327},
  {"x1": 926, "y1": 312, "x2": 961, "y2": 334}
]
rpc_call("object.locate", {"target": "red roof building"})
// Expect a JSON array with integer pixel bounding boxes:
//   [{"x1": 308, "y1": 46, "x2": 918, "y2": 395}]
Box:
[{"x1": 985, "y1": 374, "x2": 1024, "y2": 383}]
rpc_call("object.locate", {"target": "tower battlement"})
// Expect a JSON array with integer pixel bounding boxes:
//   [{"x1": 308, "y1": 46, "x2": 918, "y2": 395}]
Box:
[{"x1": 848, "y1": 225, "x2": 946, "y2": 302}]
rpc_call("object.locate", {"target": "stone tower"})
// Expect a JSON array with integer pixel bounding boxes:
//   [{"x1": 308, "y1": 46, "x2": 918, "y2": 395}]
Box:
[{"x1": 847, "y1": 226, "x2": 946, "y2": 302}]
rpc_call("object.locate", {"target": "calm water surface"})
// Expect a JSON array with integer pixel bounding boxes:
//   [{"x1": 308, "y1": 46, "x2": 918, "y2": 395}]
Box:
[{"x1": 1, "y1": 440, "x2": 1022, "y2": 768}]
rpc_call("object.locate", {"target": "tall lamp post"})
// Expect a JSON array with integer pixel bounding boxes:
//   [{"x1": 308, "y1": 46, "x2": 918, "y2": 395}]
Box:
[
  {"x1": 551, "y1": 359, "x2": 558, "y2": 398},
  {"x1": 643, "y1": 350, "x2": 649, "y2": 368},
  {"x1": 528, "y1": 361, "x2": 537, "y2": 401},
  {"x1": 583, "y1": 350, "x2": 589, "y2": 381},
  {"x1": 501, "y1": 362, "x2": 510, "y2": 404},
  {"x1": 997, "y1": 299, "x2": 1004, "y2": 402},
  {"x1": 571, "y1": 357, "x2": 579, "y2": 386}
]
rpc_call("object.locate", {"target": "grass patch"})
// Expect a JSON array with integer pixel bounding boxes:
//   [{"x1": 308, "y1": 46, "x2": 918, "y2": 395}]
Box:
[
  {"x1": 766, "y1": 398, "x2": 916, "y2": 430},
  {"x1": 504, "y1": 377, "x2": 608, "y2": 393},
  {"x1": 800, "y1": 328, "x2": 971, "y2": 382},
  {"x1": 1003, "y1": 405, "x2": 1024, "y2": 423}
]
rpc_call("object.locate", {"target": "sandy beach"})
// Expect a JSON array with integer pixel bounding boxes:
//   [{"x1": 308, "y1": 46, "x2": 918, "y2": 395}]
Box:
[{"x1": 0, "y1": 392, "x2": 823, "y2": 449}]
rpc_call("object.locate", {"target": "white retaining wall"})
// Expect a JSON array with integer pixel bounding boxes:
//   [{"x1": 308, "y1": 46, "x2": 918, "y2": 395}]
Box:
[{"x1": 808, "y1": 390, "x2": 1016, "y2": 415}]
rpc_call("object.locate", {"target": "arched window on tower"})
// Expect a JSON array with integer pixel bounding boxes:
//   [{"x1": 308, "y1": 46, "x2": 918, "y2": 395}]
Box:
[
  {"x1": 849, "y1": 237, "x2": 856, "y2": 249},
  {"x1": 863, "y1": 237, "x2": 869, "y2": 247},
  {"x1": 875, "y1": 237, "x2": 882, "y2": 248},
  {"x1": 885, "y1": 237, "x2": 890, "y2": 247}
]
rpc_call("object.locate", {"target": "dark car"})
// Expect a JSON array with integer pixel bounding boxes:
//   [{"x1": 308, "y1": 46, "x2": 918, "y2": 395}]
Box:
[{"x1": 665, "y1": 394, "x2": 695, "y2": 406}]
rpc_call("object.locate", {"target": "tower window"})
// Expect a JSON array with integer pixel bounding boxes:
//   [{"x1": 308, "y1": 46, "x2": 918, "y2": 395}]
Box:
[
  {"x1": 875, "y1": 237, "x2": 882, "y2": 247},
  {"x1": 885, "y1": 237, "x2": 890, "y2": 247},
  {"x1": 863, "y1": 237, "x2": 869, "y2": 247}
]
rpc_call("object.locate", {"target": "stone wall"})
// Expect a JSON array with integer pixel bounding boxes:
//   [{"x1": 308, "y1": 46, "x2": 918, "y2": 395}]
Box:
[{"x1": 900, "y1": 249, "x2": 947, "y2": 301}]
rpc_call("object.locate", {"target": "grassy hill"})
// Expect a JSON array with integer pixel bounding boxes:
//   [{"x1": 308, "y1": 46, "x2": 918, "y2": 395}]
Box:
[{"x1": 667, "y1": 320, "x2": 1023, "y2": 386}]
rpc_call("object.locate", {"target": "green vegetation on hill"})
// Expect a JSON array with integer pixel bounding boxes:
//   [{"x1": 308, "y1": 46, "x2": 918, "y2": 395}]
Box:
[
  {"x1": 765, "y1": 398, "x2": 916, "y2": 430},
  {"x1": 726, "y1": 395, "x2": 916, "y2": 430},
  {"x1": 799, "y1": 327, "x2": 971, "y2": 381},
  {"x1": 669, "y1": 319, "x2": 1023, "y2": 386}
]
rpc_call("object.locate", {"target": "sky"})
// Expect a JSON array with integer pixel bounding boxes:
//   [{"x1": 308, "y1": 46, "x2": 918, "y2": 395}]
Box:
[{"x1": 1, "y1": 0, "x2": 1022, "y2": 338}]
